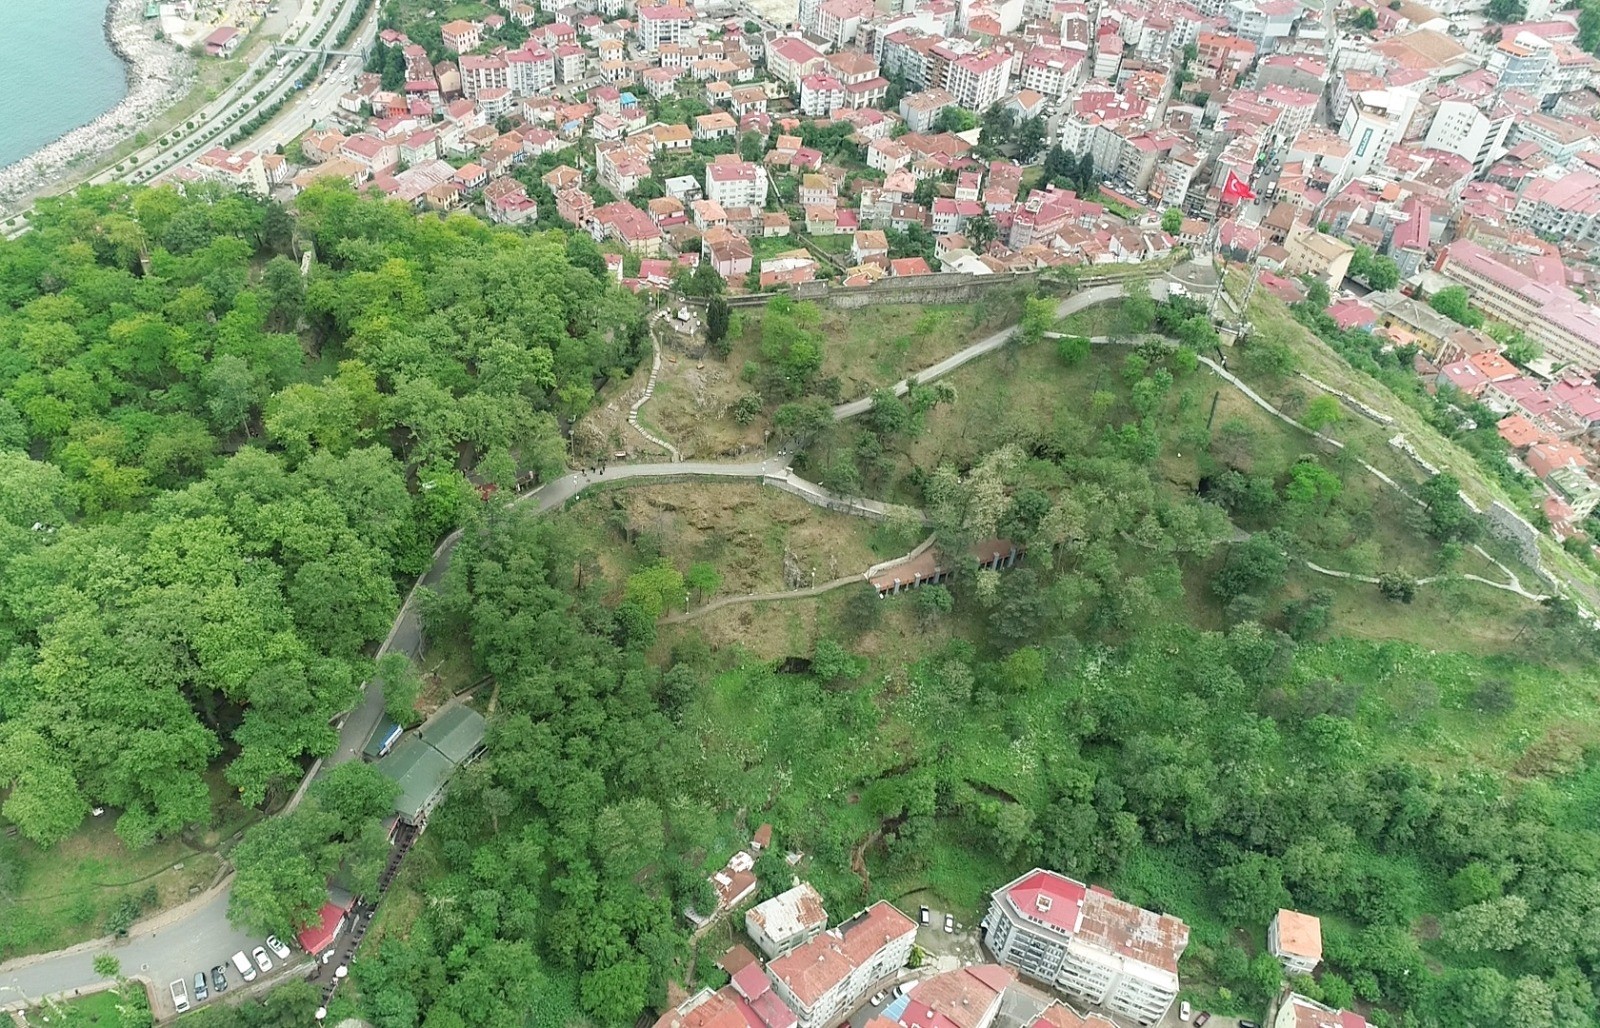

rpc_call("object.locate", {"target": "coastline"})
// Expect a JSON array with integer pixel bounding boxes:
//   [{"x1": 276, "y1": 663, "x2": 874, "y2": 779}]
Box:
[{"x1": 0, "y1": 0, "x2": 195, "y2": 213}]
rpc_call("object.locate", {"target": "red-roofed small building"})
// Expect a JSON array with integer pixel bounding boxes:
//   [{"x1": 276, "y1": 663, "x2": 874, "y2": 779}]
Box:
[
  {"x1": 295, "y1": 890, "x2": 356, "y2": 956},
  {"x1": 1497, "y1": 414, "x2": 1542, "y2": 449},
  {"x1": 889, "y1": 257, "x2": 933, "y2": 276},
  {"x1": 204, "y1": 25, "x2": 242, "y2": 56}
]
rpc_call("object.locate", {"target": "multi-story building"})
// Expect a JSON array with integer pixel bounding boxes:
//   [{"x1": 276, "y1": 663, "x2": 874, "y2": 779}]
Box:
[
  {"x1": 196, "y1": 147, "x2": 269, "y2": 194},
  {"x1": 506, "y1": 43, "x2": 556, "y2": 92},
  {"x1": 1018, "y1": 45, "x2": 1085, "y2": 100},
  {"x1": 900, "y1": 88, "x2": 956, "y2": 133},
  {"x1": 983, "y1": 869, "x2": 1189, "y2": 1027},
  {"x1": 1267, "y1": 910, "x2": 1322, "y2": 977},
  {"x1": 767, "y1": 36, "x2": 828, "y2": 85},
  {"x1": 767, "y1": 902, "x2": 917, "y2": 1028},
  {"x1": 705, "y1": 157, "x2": 769, "y2": 208},
  {"x1": 942, "y1": 49, "x2": 1013, "y2": 111},
  {"x1": 1260, "y1": 83, "x2": 1319, "y2": 141},
  {"x1": 747, "y1": 883, "x2": 829, "y2": 960},
  {"x1": 1338, "y1": 90, "x2": 1403, "y2": 178},
  {"x1": 441, "y1": 18, "x2": 482, "y2": 53},
  {"x1": 1437, "y1": 240, "x2": 1600, "y2": 370},
  {"x1": 799, "y1": 73, "x2": 846, "y2": 116},
  {"x1": 1423, "y1": 98, "x2": 1514, "y2": 174},
  {"x1": 1513, "y1": 168, "x2": 1600, "y2": 243},
  {"x1": 636, "y1": 5, "x2": 693, "y2": 52},
  {"x1": 459, "y1": 54, "x2": 508, "y2": 97}
]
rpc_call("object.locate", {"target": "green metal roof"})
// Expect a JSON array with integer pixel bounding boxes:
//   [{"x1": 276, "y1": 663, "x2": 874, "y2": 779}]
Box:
[
  {"x1": 377, "y1": 737, "x2": 456, "y2": 822},
  {"x1": 416, "y1": 704, "x2": 486, "y2": 765}
]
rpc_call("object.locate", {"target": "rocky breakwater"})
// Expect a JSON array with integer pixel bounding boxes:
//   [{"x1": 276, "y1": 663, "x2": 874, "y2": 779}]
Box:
[{"x1": 0, "y1": 0, "x2": 196, "y2": 212}]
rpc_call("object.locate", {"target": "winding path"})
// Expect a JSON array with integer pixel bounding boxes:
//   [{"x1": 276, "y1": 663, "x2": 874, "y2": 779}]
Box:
[{"x1": 0, "y1": 264, "x2": 1215, "y2": 1016}]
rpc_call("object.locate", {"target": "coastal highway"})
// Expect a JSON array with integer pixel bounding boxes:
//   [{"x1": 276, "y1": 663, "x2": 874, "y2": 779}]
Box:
[{"x1": 115, "y1": 0, "x2": 374, "y2": 185}]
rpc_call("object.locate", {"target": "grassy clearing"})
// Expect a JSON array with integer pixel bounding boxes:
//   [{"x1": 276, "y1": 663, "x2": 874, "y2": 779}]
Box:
[
  {"x1": 0, "y1": 801, "x2": 232, "y2": 960},
  {"x1": 553, "y1": 482, "x2": 887, "y2": 601},
  {"x1": 23, "y1": 988, "x2": 124, "y2": 1027}
]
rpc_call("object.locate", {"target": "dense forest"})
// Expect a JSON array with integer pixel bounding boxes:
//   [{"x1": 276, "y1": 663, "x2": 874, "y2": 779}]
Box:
[{"x1": 0, "y1": 182, "x2": 645, "y2": 859}]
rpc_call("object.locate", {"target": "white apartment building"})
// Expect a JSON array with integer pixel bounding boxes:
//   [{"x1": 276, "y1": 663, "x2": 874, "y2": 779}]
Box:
[
  {"x1": 459, "y1": 54, "x2": 509, "y2": 98},
  {"x1": 636, "y1": 5, "x2": 693, "y2": 51},
  {"x1": 747, "y1": 883, "x2": 829, "y2": 960},
  {"x1": 1422, "y1": 98, "x2": 1513, "y2": 174},
  {"x1": 1338, "y1": 90, "x2": 1402, "y2": 179},
  {"x1": 1267, "y1": 910, "x2": 1322, "y2": 977},
  {"x1": 983, "y1": 869, "x2": 1189, "y2": 1027},
  {"x1": 768, "y1": 902, "x2": 917, "y2": 1028},
  {"x1": 799, "y1": 73, "x2": 846, "y2": 116},
  {"x1": 1438, "y1": 240, "x2": 1600, "y2": 369},
  {"x1": 1019, "y1": 46, "x2": 1084, "y2": 100},
  {"x1": 944, "y1": 49, "x2": 1014, "y2": 112},
  {"x1": 506, "y1": 45, "x2": 555, "y2": 93},
  {"x1": 705, "y1": 158, "x2": 769, "y2": 208}
]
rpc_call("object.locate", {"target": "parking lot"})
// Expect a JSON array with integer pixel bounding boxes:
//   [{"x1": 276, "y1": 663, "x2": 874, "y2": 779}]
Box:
[{"x1": 152, "y1": 931, "x2": 302, "y2": 1019}]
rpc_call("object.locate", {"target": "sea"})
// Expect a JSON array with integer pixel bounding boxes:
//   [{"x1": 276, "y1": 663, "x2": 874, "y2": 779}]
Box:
[{"x1": 0, "y1": 0, "x2": 129, "y2": 168}]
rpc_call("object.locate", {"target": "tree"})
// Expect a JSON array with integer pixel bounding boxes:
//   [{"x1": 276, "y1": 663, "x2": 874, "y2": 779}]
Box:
[
  {"x1": 1354, "y1": 6, "x2": 1378, "y2": 29},
  {"x1": 1213, "y1": 534, "x2": 1288, "y2": 601},
  {"x1": 1302, "y1": 394, "x2": 1343, "y2": 431},
  {"x1": 1365, "y1": 254, "x2": 1400, "y2": 291},
  {"x1": 1056, "y1": 334, "x2": 1091, "y2": 365},
  {"x1": 1487, "y1": 0, "x2": 1526, "y2": 20},
  {"x1": 685, "y1": 562, "x2": 721, "y2": 603},
  {"x1": 706, "y1": 296, "x2": 731, "y2": 357},
  {"x1": 377, "y1": 652, "x2": 423, "y2": 728},
  {"x1": 1419, "y1": 473, "x2": 1478, "y2": 542},
  {"x1": 1017, "y1": 295, "x2": 1056, "y2": 347},
  {"x1": 1429, "y1": 285, "x2": 1481, "y2": 327},
  {"x1": 93, "y1": 954, "x2": 121, "y2": 978},
  {"x1": 1378, "y1": 570, "x2": 1418, "y2": 603},
  {"x1": 687, "y1": 256, "x2": 725, "y2": 297},
  {"x1": 1161, "y1": 208, "x2": 1183, "y2": 234},
  {"x1": 625, "y1": 559, "x2": 686, "y2": 618},
  {"x1": 812, "y1": 639, "x2": 865, "y2": 682}
]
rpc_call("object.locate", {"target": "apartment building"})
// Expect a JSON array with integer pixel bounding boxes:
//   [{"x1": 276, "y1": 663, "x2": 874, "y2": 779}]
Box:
[
  {"x1": 767, "y1": 902, "x2": 917, "y2": 1028},
  {"x1": 1283, "y1": 223, "x2": 1354, "y2": 289},
  {"x1": 1267, "y1": 910, "x2": 1322, "y2": 977},
  {"x1": 637, "y1": 5, "x2": 694, "y2": 51},
  {"x1": 747, "y1": 883, "x2": 829, "y2": 960},
  {"x1": 705, "y1": 157, "x2": 769, "y2": 208},
  {"x1": 1018, "y1": 45, "x2": 1085, "y2": 100},
  {"x1": 1437, "y1": 240, "x2": 1600, "y2": 370},
  {"x1": 506, "y1": 43, "x2": 556, "y2": 93},
  {"x1": 983, "y1": 869, "x2": 1189, "y2": 1027},
  {"x1": 1422, "y1": 98, "x2": 1514, "y2": 174},
  {"x1": 768, "y1": 36, "x2": 828, "y2": 85},
  {"x1": 459, "y1": 54, "x2": 509, "y2": 97},
  {"x1": 943, "y1": 49, "x2": 1013, "y2": 111},
  {"x1": 441, "y1": 19, "x2": 482, "y2": 53},
  {"x1": 799, "y1": 73, "x2": 846, "y2": 116},
  {"x1": 1512, "y1": 168, "x2": 1600, "y2": 243},
  {"x1": 900, "y1": 88, "x2": 956, "y2": 133}
]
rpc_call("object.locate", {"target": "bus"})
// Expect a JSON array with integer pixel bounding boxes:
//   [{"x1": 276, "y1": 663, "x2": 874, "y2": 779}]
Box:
[
  {"x1": 363, "y1": 720, "x2": 403, "y2": 761},
  {"x1": 276, "y1": 52, "x2": 294, "y2": 68}
]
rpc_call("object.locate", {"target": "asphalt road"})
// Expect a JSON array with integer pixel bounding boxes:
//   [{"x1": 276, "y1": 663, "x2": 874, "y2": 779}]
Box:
[{"x1": 0, "y1": 270, "x2": 1221, "y2": 1012}]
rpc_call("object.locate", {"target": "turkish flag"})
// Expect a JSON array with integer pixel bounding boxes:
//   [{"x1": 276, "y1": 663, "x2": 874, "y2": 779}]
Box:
[{"x1": 1222, "y1": 170, "x2": 1257, "y2": 203}]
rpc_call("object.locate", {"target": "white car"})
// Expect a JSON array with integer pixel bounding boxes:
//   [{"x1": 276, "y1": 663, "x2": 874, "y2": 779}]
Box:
[
  {"x1": 252, "y1": 946, "x2": 274, "y2": 973},
  {"x1": 1180, "y1": 1000, "x2": 1192, "y2": 1022},
  {"x1": 266, "y1": 935, "x2": 292, "y2": 960}
]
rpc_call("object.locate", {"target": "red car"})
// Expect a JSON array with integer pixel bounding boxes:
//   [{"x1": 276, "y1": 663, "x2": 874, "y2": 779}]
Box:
[{"x1": 1193, "y1": 1014, "x2": 1211, "y2": 1027}]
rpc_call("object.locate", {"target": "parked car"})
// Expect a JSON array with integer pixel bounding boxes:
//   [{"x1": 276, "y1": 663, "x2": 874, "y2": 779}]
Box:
[
  {"x1": 870, "y1": 992, "x2": 887, "y2": 1006},
  {"x1": 1239, "y1": 1021, "x2": 1261, "y2": 1028},
  {"x1": 919, "y1": 906, "x2": 930, "y2": 926},
  {"x1": 266, "y1": 935, "x2": 292, "y2": 960},
  {"x1": 943, "y1": 913, "x2": 954, "y2": 933},
  {"x1": 1193, "y1": 1014, "x2": 1210, "y2": 1027},
  {"x1": 252, "y1": 946, "x2": 274, "y2": 973},
  {"x1": 170, "y1": 980, "x2": 189, "y2": 1013},
  {"x1": 211, "y1": 965, "x2": 228, "y2": 993},
  {"x1": 193, "y1": 972, "x2": 209, "y2": 1002},
  {"x1": 231, "y1": 951, "x2": 257, "y2": 983},
  {"x1": 1179, "y1": 1000, "x2": 1190, "y2": 1022}
]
